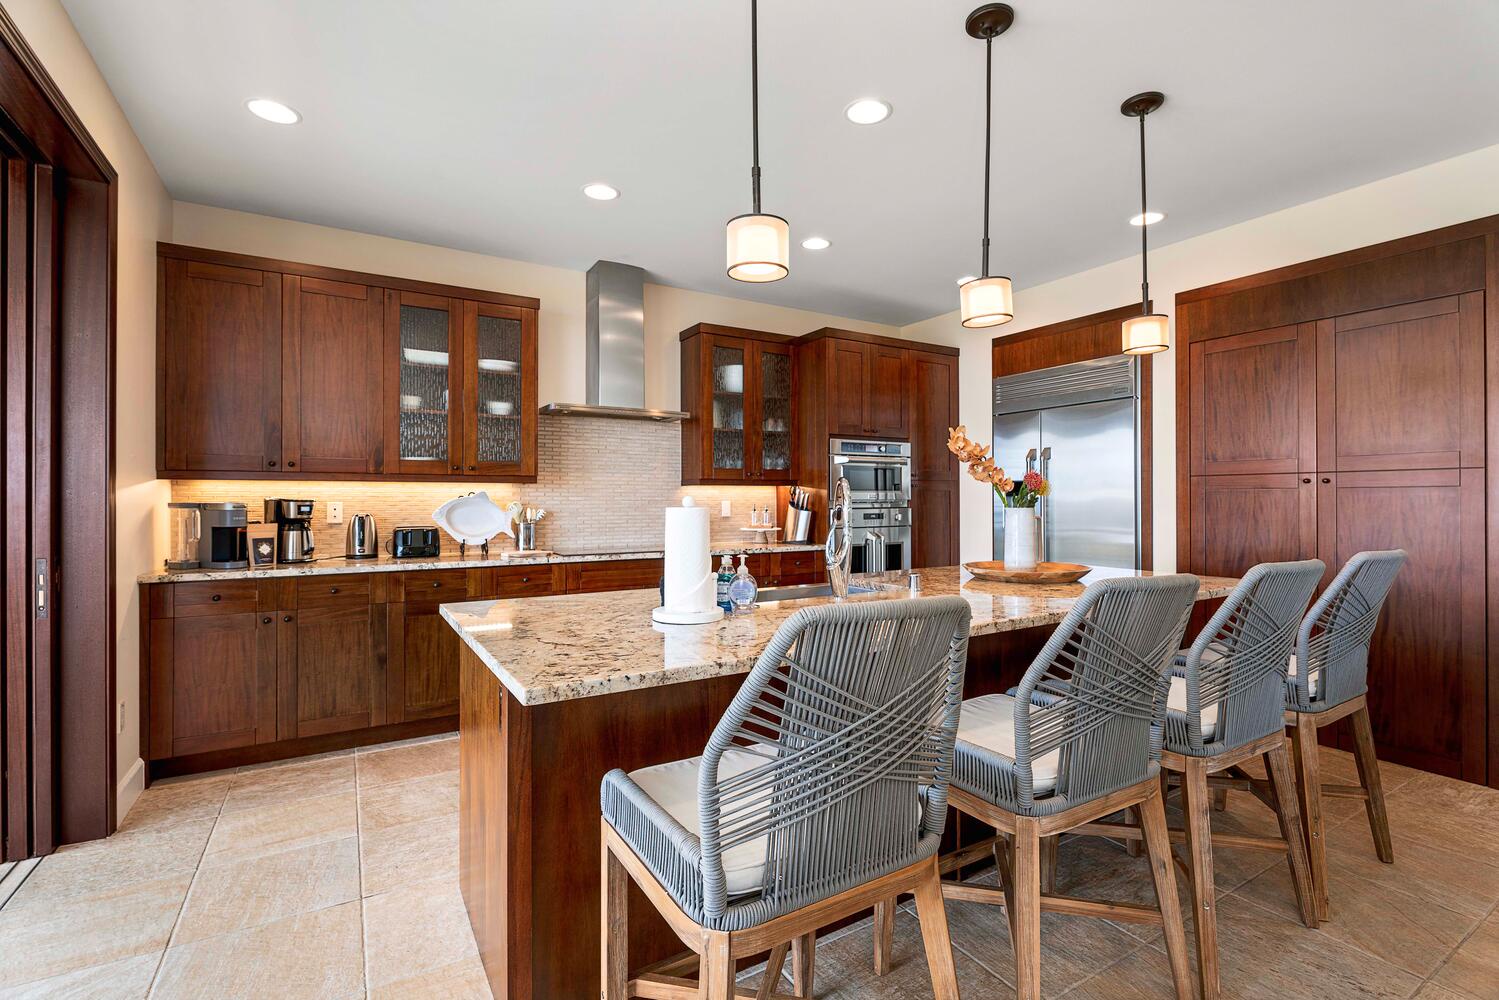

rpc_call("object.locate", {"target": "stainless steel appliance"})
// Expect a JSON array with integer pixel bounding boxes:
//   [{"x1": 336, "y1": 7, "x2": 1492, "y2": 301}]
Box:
[
  {"x1": 387, "y1": 526, "x2": 441, "y2": 558},
  {"x1": 196, "y1": 502, "x2": 248, "y2": 570},
  {"x1": 166, "y1": 502, "x2": 201, "y2": 569},
  {"x1": 992, "y1": 355, "x2": 1141, "y2": 569},
  {"x1": 346, "y1": 513, "x2": 378, "y2": 559},
  {"x1": 264, "y1": 498, "x2": 316, "y2": 564},
  {"x1": 828, "y1": 439, "x2": 913, "y2": 573}
]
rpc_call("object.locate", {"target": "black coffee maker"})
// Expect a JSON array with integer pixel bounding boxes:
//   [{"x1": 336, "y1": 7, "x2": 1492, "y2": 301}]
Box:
[{"x1": 264, "y1": 498, "x2": 316, "y2": 563}]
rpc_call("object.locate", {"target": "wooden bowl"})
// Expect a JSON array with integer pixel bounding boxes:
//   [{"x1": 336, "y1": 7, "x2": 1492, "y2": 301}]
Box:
[{"x1": 962, "y1": 561, "x2": 1091, "y2": 584}]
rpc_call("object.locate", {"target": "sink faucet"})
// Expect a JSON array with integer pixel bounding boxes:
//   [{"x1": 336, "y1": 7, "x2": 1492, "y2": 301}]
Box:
[{"x1": 825, "y1": 476, "x2": 853, "y2": 598}]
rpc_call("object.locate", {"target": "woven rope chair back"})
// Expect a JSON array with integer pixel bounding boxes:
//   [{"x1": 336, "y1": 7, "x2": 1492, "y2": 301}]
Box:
[
  {"x1": 697, "y1": 596, "x2": 970, "y2": 925},
  {"x1": 1289, "y1": 549, "x2": 1406, "y2": 711},
  {"x1": 1173, "y1": 559, "x2": 1324, "y2": 754},
  {"x1": 1009, "y1": 574, "x2": 1199, "y2": 813}
]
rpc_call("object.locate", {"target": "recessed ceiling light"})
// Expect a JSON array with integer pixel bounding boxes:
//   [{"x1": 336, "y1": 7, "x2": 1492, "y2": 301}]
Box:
[
  {"x1": 245, "y1": 98, "x2": 300, "y2": 125},
  {"x1": 844, "y1": 99, "x2": 892, "y2": 125},
  {"x1": 956, "y1": 275, "x2": 977, "y2": 286},
  {"x1": 1129, "y1": 211, "x2": 1165, "y2": 226},
  {"x1": 582, "y1": 183, "x2": 620, "y2": 201},
  {"x1": 801, "y1": 236, "x2": 831, "y2": 250}
]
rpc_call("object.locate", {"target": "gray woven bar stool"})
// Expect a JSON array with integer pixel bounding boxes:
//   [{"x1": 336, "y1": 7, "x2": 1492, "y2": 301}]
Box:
[
  {"x1": 878, "y1": 575, "x2": 1201, "y2": 1000},
  {"x1": 600, "y1": 596, "x2": 972, "y2": 1000},
  {"x1": 1282, "y1": 550, "x2": 1406, "y2": 922}
]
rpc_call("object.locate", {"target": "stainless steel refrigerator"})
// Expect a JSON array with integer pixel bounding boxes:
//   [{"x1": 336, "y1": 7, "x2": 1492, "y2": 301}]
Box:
[{"x1": 991, "y1": 355, "x2": 1141, "y2": 569}]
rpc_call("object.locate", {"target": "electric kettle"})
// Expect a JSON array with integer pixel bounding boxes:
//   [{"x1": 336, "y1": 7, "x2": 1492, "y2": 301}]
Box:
[{"x1": 346, "y1": 514, "x2": 378, "y2": 559}]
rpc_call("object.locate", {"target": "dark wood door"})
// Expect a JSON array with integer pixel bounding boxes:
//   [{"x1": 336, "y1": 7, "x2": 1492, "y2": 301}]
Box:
[
  {"x1": 751, "y1": 341, "x2": 795, "y2": 483},
  {"x1": 461, "y1": 301, "x2": 537, "y2": 478},
  {"x1": 911, "y1": 479, "x2": 958, "y2": 568},
  {"x1": 278, "y1": 606, "x2": 383, "y2": 739},
  {"x1": 866, "y1": 345, "x2": 910, "y2": 438},
  {"x1": 384, "y1": 290, "x2": 463, "y2": 476},
  {"x1": 160, "y1": 258, "x2": 281, "y2": 472},
  {"x1": 827, "y1": 340, "x2": 870, "y2": 436},
  {"x1": 1317, "y1": 470, "x2": 1486, "y2": 781},
  {"x1": 1188, "y1": 474, "x2": 1317, "y2": 577},
  {"x1": 1189, "y1": 323, "x2": 1316, "y2": 476},
  {"x1": 397, "y1": 609, "x2": 460, "y2": 720},
  {"x1": 1317, "y1": 293, "x2": 1484, "y2": 472},
  {"x1": 910, "y1": 351, "x2": 959, "y2": 480},
  {"x1": 702, "y1": 333, "x2": 752, "y2": 480},
  {"x1": 152, "y1": 613, "x2": 277, "y2": 759},
  {"x1": 281, "y1": 275, "x2": 383, "y2": 474}
]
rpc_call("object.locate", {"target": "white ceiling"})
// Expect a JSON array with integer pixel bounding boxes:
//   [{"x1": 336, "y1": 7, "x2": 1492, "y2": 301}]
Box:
[{"x1": 62, "y1": 0, "x2": 1499, "y2": 325}]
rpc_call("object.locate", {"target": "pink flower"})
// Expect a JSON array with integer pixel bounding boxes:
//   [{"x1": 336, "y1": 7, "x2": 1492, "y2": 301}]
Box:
[{"x1": 1023, "y1": 470, "x2": 1045, "y2": 492}]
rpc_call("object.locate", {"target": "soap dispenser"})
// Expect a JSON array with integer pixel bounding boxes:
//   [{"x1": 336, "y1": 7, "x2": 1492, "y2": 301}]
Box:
[{"x1": 727, "y1": 554, "x2": 759, "y2": 614}]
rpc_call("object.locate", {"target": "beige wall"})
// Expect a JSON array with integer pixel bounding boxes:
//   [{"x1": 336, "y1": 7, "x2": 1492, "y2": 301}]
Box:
[
  {"x1": 8, "y1": 0, "x2": 173, "y2": 820},
  {"x1": 902, "y1": 141, "x2": 1499, "y2": 570}
]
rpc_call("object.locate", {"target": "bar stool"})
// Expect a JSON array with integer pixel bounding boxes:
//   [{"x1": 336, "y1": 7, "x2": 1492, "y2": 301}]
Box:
[
  {"x1": 1282, "y1": 550, "x2": 1406, "y2": 922},
  {"x1": 600, "y1": 596, "x2": 972, "y2": 1000},
  {"x1": 879, "y1": 575, "x2": 1202, "y2": 1000}
]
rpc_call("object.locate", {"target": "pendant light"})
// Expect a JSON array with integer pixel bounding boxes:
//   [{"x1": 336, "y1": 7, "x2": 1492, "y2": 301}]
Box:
[
  {"x1": 959, "y1": 4, "x2": 1015, "y2": 329},
  {"x1": 726, "y1": 0, "x2": 789, "y2": 282},
  {"x1": 1120, "y1": 91, "x2": 1170, "y2": 354}
]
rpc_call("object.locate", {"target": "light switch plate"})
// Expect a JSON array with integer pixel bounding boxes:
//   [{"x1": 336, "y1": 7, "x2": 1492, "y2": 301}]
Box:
[
  {"x1": 327, "y1": 502, "x2": 344, "y2": 524},
  {"x1": 720, "y1": 500, "x2": 732, "y2": 518}
]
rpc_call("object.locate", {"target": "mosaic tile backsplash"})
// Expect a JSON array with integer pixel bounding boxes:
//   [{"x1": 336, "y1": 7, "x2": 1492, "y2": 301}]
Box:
[{"x1": 170, "y1": 415, "x2": 781, "y2": 555}]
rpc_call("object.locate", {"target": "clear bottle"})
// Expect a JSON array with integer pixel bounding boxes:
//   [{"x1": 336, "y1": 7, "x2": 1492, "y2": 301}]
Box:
[
  {"x1": 715, "y1": 554, "x2": 735, "y2": 613},
  {"x1": 728, "y1": 554, "x2": 758, "y2": 614}
]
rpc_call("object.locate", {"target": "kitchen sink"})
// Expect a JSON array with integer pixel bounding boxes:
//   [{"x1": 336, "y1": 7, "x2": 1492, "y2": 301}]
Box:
[{"x1": 755, "y1": 582, "x2": 878, "y2": 603}]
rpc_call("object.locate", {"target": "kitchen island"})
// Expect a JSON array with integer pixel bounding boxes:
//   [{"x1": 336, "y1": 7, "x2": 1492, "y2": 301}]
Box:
[{"x1": 444, "y1": 565, "x2": 1236, "y2": 1000}]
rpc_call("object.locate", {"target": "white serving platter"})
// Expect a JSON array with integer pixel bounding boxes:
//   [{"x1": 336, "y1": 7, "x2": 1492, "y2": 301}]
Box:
[{"x1": 433, "y1": 491, "x2": 513, "y2": 546}]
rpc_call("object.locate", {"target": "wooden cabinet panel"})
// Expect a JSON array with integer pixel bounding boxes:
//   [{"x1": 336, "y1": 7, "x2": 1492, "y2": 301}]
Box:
[
  {"x1": 171, "y1": 580, "x2": 259, "y2": 618},
  {"x1": 911, "y1": 480, "x2": 959, "y2": 569},
  {"x1": 395, "y1": 609, "x2": 460, "y2": 721},
  {"x1": 1190, "y1": 323, "x2": 1316, "y2": 476},
  {"x1": 1318, "y1": 293, "x2": 1484, "y2": 472},
  {"x1": 680, "y1": 327, "x2": 795, "y2": 484},
  {"x1": 281, "y1": 275, "x2": 383, "y2": 474},
  {"x1": 563, "y1": 559, "x2": 663, "y2": 594},
  {"x1": 1317, "y1": 470, "x2": 1486, "y2": 780},
  {"x1": 279, "y1": 606, "x2": 383, "y2": 740},
  {"x1": 827, "y1": 340, "x2": 870, "y2": 436},
  {"x1": 867, "y1": 346, "x2": 910, "y2": 438},
  {"x1": 384, "y1": 290, "x2": 464, "y2": 476},
  {"x1": 401, "y1": 569, "x2": 471, "y2": 610},
  {"x1": 160, "y1": 258, "x2": 281, "y2": 472},
  {"x1": 496, "y1": 564, "x2": 558, "y2": 599},
  {"x1": 294, "y1": 573, "x2": 372, "y2": 610},
  {"x1": 754, "y1": 341, "x2": 795, "y2": 483},
  {"x1": 1188, "y1": 474, "x2": 1316, "y2": 578},
  {"x1": 154, "y1": 613, "x2": 277, "y2": 758},
  {"x1": 910, "y1": 351, "x2": 959, "y2": 480},
  {"x1": 772, "y1": 549, "x2": 824, "y2": 585},
  {"x1": 461, "y1": 301, "x2": 537, "y2": 478}
]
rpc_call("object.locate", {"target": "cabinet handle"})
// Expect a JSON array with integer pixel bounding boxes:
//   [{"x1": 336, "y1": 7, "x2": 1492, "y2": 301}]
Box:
[
  {"x1": 267, "y1": 460, "x2": 277, "y2": 468},
  {"x1": 262, "y1": 616, "x2": 272, "y2": 624},
  {"x1": 282, "y1": 615, "x2": 293, "y2": 622},
  {"x1": 211, "y1": 594, "x2": 221, "y2": 602}
]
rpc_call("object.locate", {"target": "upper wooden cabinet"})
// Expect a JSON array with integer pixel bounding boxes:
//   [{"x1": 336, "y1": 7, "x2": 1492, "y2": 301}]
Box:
[
  {"x1": 157, "y1": 244, "x2": 540, "y2": 482},
  {"x1": 909, "y1": 351, "x2": 959, "y2": 480},
  {"x1": 680, "y1": 324, "x2": 795, "y2": 485},
  {"x1": 1188, "y1": 322, "x2": 1317, "y2": 476},
  {"x1": 819, "y1": 336, "x2": 909, "y2": 438}
]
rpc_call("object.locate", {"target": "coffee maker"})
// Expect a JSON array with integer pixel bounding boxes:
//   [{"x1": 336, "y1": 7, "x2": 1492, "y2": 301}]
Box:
[
  {"x1": 195, "y1": 502, "x2": 248, "y2": 570},
  {"x1": 264, "y1": 498, "x2": 316, "y2": 563}
]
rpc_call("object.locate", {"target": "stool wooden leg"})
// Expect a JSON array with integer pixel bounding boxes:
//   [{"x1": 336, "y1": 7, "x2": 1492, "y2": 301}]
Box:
[
  {"x1": 1139, "y1": 786, "x2": 1194, "y2": 1000},
  {"x1": 601, "y1": 837, "x2": 628, "y2": 1000},
  {"x1": 1013, "y1": 817, "x2": 1043, "y2": 1000},
  {"x1": 790, "y1": 931, "x2": 815, "y2": 998},
  {"x1": 1181, "y1": 757, "x2": 1221, "y2": 1000},
  {"x1": 758, "y1": 943, "x2": 790, "y2": 1000},
  {"x1": 993, "y1": 836, "x2": 1019, "y2": 942},
  {"x1": 1265, "y1": 743, "x2": 1319, "y2": 929},
  {"x1": 1212, "y1": 788, "x2": 1230, "y2": 812},
  {"x1": 1351, "y1": 704, "x2": 1394, "y2": 864},
  {"x1": 873, "y1": 898, "x2": 895, "y2": 975},
  {"x1": 912, "y1": 858, "x2": 962, "y2": 1000},
  {"x1": 1291, "y1": 714, "x2": 1330, "y2": 920},
  {"x1": 702, "y1": 931, "x2": 735, "y2": 1000},
  {"x1": 1040, "y1": 835, "x2": 1059, "y2": 894},
  {"x1": 1125, "y1": 806, "x2": 1144, "y2": 857}
]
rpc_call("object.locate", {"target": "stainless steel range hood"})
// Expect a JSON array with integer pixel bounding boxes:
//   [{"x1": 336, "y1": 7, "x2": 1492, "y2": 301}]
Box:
[{"x1": 539, "y1": 260, "x2": 688, "y2": 422}]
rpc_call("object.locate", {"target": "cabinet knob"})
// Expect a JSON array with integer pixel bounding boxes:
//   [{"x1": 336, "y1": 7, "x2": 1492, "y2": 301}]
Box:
[
  {"x1": 1321, "y1": 477, "x2": 1331, "y2": 484},
  {"x1": 262, "y1": 616, "x2": 272, "y2": 624},
  {"x1": 267, "y1": 460, "x2": 277, "y2": 468},
  {"x1": 451, "y1": 464, "x2": 460, "y2": 471},
  {"x1": 329, "y1": 586, "x2": 339, "y2": 594},
  {"x1": 521, "y1": 576, "x2": 530, "y2": 583},
  {"x1": 211, "y1": 594, "x2": 221, "y2": 602},
  {"x1": 1302, "y1": 477, "x2": 1312, "y2": 484},
  {"x1": 432, "y1": 581, "x2": 441, "y2": 588},
  {"x1": 287, "y1": 461, "x2": 296, "y2": 469},
  {"x1": 283, "y1": 615, "x2": 293, "y2": 622}
]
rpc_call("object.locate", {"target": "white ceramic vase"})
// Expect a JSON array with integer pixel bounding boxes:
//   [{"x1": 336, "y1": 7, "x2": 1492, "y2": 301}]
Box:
[{"x1": 1002, "y1": 506, "x2": 1040, "y2": 570}]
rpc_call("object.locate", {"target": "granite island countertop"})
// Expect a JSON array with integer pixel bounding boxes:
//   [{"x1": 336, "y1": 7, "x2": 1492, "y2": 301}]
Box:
[
  {"x1": 137, "y1": 541, "x2": 824, "y2": 584},
  {"x1": 440, "y1": 565, "x2": 1238, "y2": 706}
]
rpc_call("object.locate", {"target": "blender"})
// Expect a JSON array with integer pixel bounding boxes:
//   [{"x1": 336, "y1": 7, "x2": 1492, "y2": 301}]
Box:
[{"x1": 166, "y1": 502, "x2": 201, "y2": 569}]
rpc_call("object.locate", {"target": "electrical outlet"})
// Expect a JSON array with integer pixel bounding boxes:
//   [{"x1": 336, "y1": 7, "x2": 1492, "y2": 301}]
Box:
[
  {"x1": 327, "y1": 501, "x2": 344, "y2": 524},
  {"x1": 720, "y1": 500, "x2": 732, "y2": 518},
  {"x1": 117, "y1": 701, "x2": 126, "y2": 734}
]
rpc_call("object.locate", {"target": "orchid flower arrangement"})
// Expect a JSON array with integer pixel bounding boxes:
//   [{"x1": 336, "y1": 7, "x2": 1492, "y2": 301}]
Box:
[{"x1": 947, "y1": 426, "x2": 1050, "y2": 509}]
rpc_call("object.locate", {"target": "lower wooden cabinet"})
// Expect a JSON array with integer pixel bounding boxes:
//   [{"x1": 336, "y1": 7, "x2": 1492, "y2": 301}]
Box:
[
  {"x1": 147, "y1": 612, "x2": 277, "y2": 759},
  {"x1": 911, "y1": 479, "x2": 958, "y2": 569},
  {"x1": 278, "y1": 605, "x2": 384, "y2": 740}
]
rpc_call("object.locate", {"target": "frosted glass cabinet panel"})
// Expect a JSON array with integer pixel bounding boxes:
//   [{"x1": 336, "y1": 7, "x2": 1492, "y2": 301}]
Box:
[
  {"x1": 682, "y1": 327, "x2": 795, "y2": 485},
  {"x1": 389, "y1": 291, "x2": 462, "y2": 475},
  {"x1": 461, "y1": 301, "x2": 537, "y2": 478}
]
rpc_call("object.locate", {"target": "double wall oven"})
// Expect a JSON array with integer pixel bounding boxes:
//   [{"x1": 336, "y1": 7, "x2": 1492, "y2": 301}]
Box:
[{"x1": 828, "y1": 438, "x2": 912, "y2": 574}]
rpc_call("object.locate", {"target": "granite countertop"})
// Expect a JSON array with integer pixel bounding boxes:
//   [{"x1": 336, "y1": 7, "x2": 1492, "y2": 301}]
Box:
[
  {"x1": 440, "y1": 565, "x2": 1238, "y2": 707},
  {"x1": 137, "y1": 541, "x2": 824, "y2": 584}
]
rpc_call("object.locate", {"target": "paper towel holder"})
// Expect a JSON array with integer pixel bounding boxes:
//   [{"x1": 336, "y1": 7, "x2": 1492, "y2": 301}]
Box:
[{"x1": 652, "y1": 497, "x2": 726, "y2": 626}]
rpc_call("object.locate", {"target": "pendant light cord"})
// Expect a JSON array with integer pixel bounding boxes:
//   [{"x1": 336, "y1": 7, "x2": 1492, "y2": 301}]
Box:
[
  {"x1": 1138, "y1": 112, "x2": 1149, "y2": 313},
  {"x1": 750, "y1": 0, "x2": 762, "y2": 214},
  {"x1": 980, "y1": 35, "x2": 992, "y2": 278}
]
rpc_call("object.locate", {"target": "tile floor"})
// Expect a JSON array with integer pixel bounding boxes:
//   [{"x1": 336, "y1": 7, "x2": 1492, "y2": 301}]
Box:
[{"x1": 0, "y1": 736, "x2": 1495, "y2": 999}]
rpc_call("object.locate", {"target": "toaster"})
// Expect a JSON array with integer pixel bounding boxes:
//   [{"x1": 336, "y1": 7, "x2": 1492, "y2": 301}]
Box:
[{"x1": 386, "y1": 526, "x2": 441, "y2": 558}]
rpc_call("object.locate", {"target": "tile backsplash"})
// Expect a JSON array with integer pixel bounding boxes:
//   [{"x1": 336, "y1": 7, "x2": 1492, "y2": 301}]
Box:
[{"x1": 170, "y1": 415, "x2": 782, "y2": 555}]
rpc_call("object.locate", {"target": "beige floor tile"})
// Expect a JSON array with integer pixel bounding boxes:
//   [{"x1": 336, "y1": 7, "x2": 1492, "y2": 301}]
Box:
[
  {"x1": 1413, "y1": 982, "x2": 1486, "y2": 1000},
  {"x1": 4, "y1": 819, "x2": 212, "y2": 907},
  {"x1": 1430, "y1": 910, "x2": 1499, "y2": 1000},
  {"x1": 358, "y1": 769, "x2": 459, "y2": 834},
  {"x1": 117, "y1": 775, "x2": 231, "y2": 835},
  {"x1": 363, "y1": 875, "x2": 478, "y2": 989},
  {"x1": 151, "y1": 898, "x2": 364, "y2": 1000},
  {"x1": 356, "y1": 736, "x2": 458, "y2": 789},
  {"x1": 173, "y1": 836, "x2": 360, "y2": 944},
  {"x1": 220, "y1": 754, "x2": 355, "y2": 815},
  {"x1": 367, "y1": 954, "x2": 493, "y2": 1000},
  {"x1": 359, "y1": 814, "x2": 458, "y2": 896},
  {"x1": 1322, "y1": 818, "x2": 1499, "y2": 921},
  {"x1": 204, "y1": 789, "x2": 357, "y2": 865},
  {"x1": 1375, "y1": 774, "x2": 1499, "y2": 860},
  {"x1": 0, "y1": 872, "x2": 190, "y2": 989},
  {"x1": 0, "y1": 952, "x2": 160, "y2": 1000}
]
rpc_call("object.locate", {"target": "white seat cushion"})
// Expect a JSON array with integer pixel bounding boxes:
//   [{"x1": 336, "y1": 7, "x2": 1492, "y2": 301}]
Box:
[
  {"x1": 628, "y1": 748, "x2": 769, "y2": 897},
  {"x1": 1287, "y1": 652, "x2": 1320, "y2": 697},
  {"x1": 1167, "y1": 675, "x2": 1221, "y2": 740},
  {"x1": 957, "y1": 694, "x2": 1060, "y2": 795}
]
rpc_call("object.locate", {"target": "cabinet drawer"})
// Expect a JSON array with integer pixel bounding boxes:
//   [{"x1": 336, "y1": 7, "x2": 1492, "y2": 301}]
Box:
[
  {"x1": 295, "y1": 574, "x2": 372, "y2": 610},
  {"x1": 774, "y1": 550, "x2": 825, "y2": 584},
  {"x1": 173, "y1": 580, "x2": 260, "y2": 617},
  {"x1": 402, "y1": 569, "x2": 471, "y2": 610},
  {"x1": 497, "y1": 565, "x2": 555, "y2": 599},
  {"x1": 563, "y1": 559, "x2": 664, "y2": 594}
]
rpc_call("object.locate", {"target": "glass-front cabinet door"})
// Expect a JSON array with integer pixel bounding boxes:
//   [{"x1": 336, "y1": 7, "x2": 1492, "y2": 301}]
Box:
[
  {"x1": 706, "y1": 335, "x2": 749, "y2": 479},
  {"x1": 386, "y1": 290, "x2": 462, "y2": 475},
  {"x1": 754, "y1": 342, "x2": 794, "y2": 483},
  {"x1": 462, "y1": 302, "x2": 537, "y2": 477}
]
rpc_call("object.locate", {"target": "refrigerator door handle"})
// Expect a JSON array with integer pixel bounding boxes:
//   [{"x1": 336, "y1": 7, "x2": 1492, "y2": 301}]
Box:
[
  {"x1": 1038, "y1": 447, "x2": 1052, "y2": 562},
  {"x1": 1025, "y1": 447, "x2": 1037, "y2": 475}
]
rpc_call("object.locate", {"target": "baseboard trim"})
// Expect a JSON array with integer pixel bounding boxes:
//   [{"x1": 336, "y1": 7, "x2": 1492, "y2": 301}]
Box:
[{"x1": 116, "y1": 756, "x2": 146, "y2": 826}]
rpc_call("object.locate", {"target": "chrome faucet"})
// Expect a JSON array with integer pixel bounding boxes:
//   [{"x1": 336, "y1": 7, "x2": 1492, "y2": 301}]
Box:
[{"x1": 825, "y1": 476, "x2": 853, "y2": 598}]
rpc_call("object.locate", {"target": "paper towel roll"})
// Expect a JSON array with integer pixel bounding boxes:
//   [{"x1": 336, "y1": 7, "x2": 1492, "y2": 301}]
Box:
[{"x1": 653, "y1": 498, "x2": 724, "y2": 625}]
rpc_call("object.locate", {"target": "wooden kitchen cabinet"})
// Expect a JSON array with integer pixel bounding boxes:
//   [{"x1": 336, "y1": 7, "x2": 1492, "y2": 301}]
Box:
[
  {"x1": 460, "y1": 301, "x2": 538, "y2": 478},
  {"x1": 563, "y1": 558, "x2": 664, "y2": 594},
  {"x1": 819, "y1": 335, "x2": 909, "y2": 439},
  {"x1": 909, "y1": 351, "x2": 960, "y2": 480},
  {"x1": 679, "y1": 324, "x2": 795, "y2": 484},
  {"x1": 147, "y1": 612, "x2": 277, "y2": 759},
  {"x1": 911, "y1": 479, "x2": 959, "y2": 569},
  {"x1": 1188, "y1": 323, "x2": 1317, "y2": 476},
  {"x1": 281, "y1": 275, "x2": 384, "y2": 474},
  {"x1": 277, "y1": 604, "x2": 385, "y2": 740},
  {"x1": 1187, "y1": 474, "x2": 1317, "y2": 577},
  {"x1": 384, "y1": 290, "x2": 464, "y2": 476}
]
